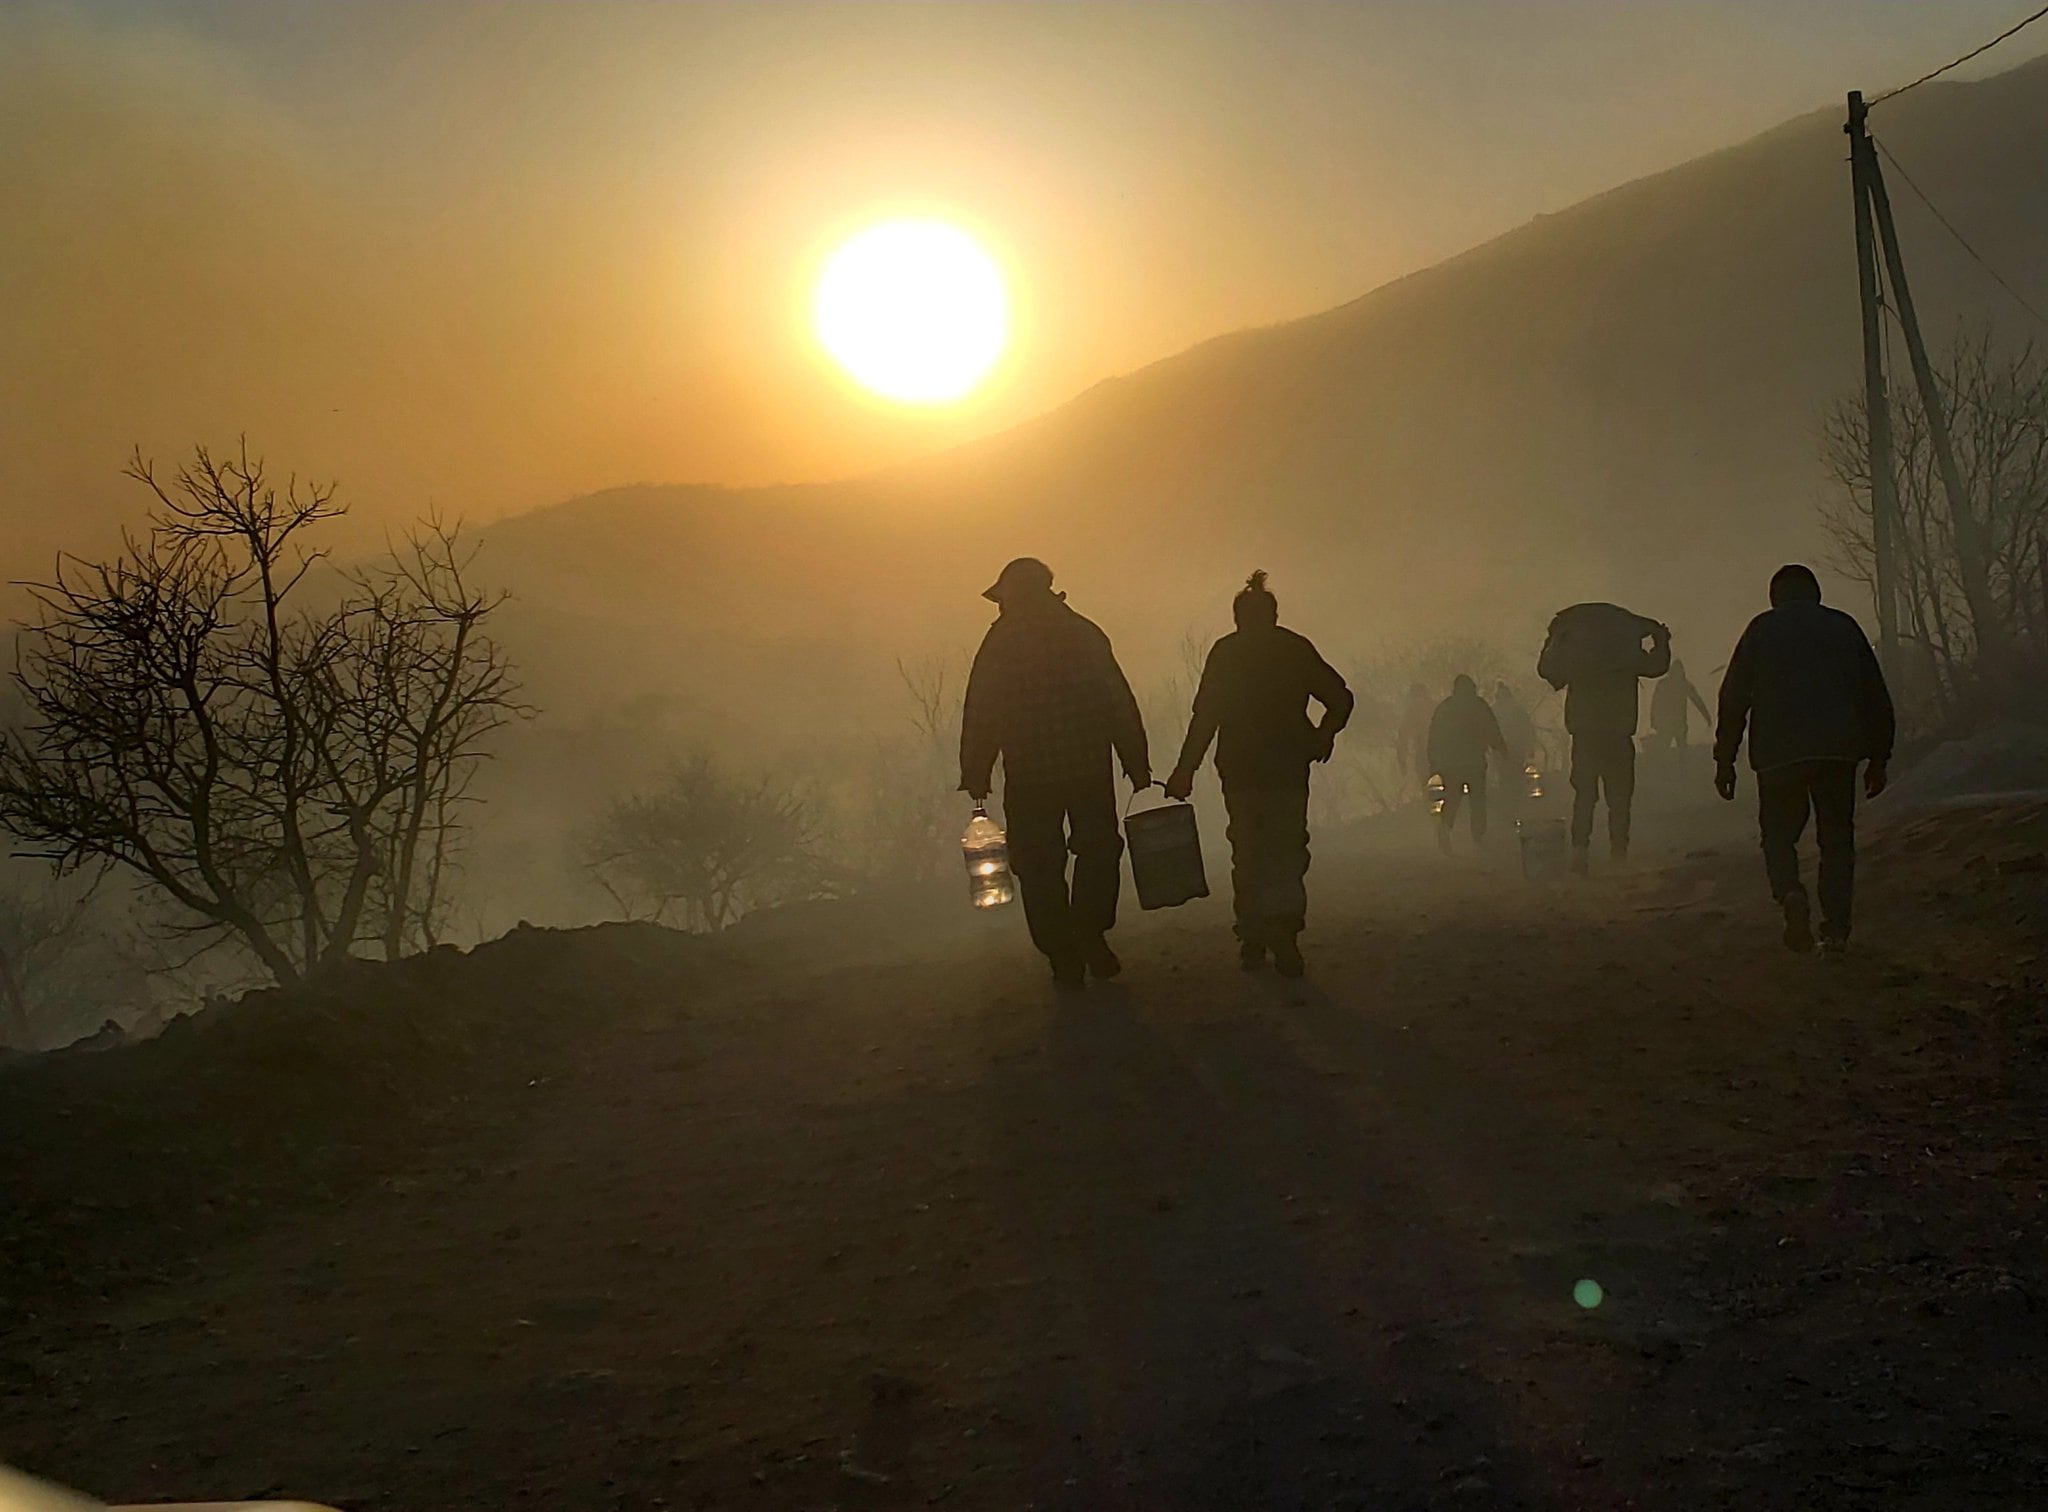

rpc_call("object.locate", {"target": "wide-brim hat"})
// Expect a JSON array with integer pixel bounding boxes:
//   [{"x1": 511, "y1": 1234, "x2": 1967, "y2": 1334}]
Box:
[{"x1": 983, "y1": 556, "x2": 1055, "y2": 603}]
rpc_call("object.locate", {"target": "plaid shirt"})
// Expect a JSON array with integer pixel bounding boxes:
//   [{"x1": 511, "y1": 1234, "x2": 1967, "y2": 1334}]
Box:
[{"x1": 959, "y1": 599, "x2": 1148, "y2": 793}]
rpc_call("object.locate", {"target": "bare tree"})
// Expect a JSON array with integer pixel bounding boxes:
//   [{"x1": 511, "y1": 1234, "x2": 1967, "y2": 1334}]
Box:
[
  {"x1": 1823, "y1": 327, "x2": 2048, "y2": 719},
  {"x1": 824, "y1": 651, "x2": 972, "y2": 888},
  {"x1": 0, "y1": 443, "x2": 525, "y2": 984},
  {"x1": 580, "y1": 755, "x2": 825, "y2": 931},
  {"x1": 896, "y1": 655, "x2": 955, "y2": 745},
  {"x1": 0, "y1": 867, "x2": 96, "y2": 1048}
]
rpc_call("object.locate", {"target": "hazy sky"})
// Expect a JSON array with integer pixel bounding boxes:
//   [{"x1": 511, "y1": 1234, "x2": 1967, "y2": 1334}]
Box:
[{"x1": 6, "y1": 0, "x2": 2046, "y2": 561}]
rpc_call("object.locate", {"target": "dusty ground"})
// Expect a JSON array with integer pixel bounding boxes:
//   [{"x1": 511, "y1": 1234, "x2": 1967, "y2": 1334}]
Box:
[{"x1": 7, "y1": 774, "x2": 2048, "y2": 1511}]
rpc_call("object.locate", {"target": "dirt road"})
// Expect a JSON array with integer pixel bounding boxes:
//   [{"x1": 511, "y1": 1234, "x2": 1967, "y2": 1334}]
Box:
[{"x1": 7, "y1": 794, "x2": 2048, "y2": 1510}]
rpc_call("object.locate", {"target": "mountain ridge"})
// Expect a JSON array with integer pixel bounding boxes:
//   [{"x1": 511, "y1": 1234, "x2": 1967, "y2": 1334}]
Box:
[{"x1": 475, "y1": 60, "x2": 2048, "y2": 734}]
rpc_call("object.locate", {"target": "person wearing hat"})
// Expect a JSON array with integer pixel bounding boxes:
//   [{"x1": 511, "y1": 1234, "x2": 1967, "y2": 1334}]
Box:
[
  {"x1": 1163, "y1": 571, "x2": 1352, "y2": 977},
  {"x1": 960, "y1": 558, "x2": 1150, "y2": 988}
]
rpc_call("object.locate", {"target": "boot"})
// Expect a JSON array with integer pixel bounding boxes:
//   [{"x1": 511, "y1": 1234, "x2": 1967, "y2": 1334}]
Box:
[
  {"x1": 1239, "y1": 939, "x2": 1269, "y2": 972},
  {"x1": 1084, "y1": 935, "x2": 1123, "y2": 980},
  {"x1": 1569, "y1": 845, "x2": 1590, "y2": 878},
  {"x1": 1780, "y1": 887, "x2": 1815, "y2": 954},
  {"x1": 1272, "y1": 937, "x2": 1306, "y2": 979}
]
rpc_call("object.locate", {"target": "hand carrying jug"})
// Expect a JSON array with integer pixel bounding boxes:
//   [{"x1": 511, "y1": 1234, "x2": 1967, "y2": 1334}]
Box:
[{"x1": 962, "y1": 806, "x2": 1016, "y2": 909}]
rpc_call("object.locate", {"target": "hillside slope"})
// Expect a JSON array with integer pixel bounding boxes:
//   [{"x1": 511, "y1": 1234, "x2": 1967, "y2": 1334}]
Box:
[{"x1": 478, "y1": 61, "x2": 2048, "y2": 730}]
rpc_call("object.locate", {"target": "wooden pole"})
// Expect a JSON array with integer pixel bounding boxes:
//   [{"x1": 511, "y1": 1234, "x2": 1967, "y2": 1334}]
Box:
[
  {"x1": 1846, "y1": 92, "x2": 1902, "y2": 673},
  {"x1": 1864, "y1": 127, "x2": 2010, "y2": 671}
]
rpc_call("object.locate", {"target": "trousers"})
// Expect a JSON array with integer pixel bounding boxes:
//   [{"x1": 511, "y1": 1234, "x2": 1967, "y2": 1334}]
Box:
[
  {"x1": 1224, "y1": 775, "x2": 1311, "y2": 945},
  {"x1": 1757, "y1": 760, "x2": 1858, "y2": 939},
  {"x1": 1569, "y1": 732, "x2": 1637, "y2": 852},
  {"x1": 1004, "y1": 771, "x2": 1124, "y2": 966},
  {"x1": 1440, "y1": 769, "x2": 1488, "y2": 843}
]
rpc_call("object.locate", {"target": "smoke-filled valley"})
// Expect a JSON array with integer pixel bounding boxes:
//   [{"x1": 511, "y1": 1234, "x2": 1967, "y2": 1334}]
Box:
[{"x1": 12, "y1": 7, "x2": 2048, "y2": 1510}]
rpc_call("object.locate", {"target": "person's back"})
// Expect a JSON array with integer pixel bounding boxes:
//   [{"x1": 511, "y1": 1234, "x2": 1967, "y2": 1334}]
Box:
[
  {"x1": 1167, "y1": 572, "x2": 1352, "y2": 977},
  {"x1": 1494, "y1": 683, "x2": 1536, "y2": 765},
  {"x1": 1539, "y1": 604, "x2": 1670, "y2": 735},
  {"x1": 1197, "y1": 624, "x2": 1344, "y2": 783},
  {"x1": 1397, "y1": 683, "x2": 1432, "y2": 775},
  {"x1": 962, "y1": 595, "x2": 1144, "y2": 790},
  {"x1": 959, "y1": 558, "x2": 1148, "y2": 988},
  {"x1": 1559, "y1": 667, "x2": 1651, "y2": 737},
  {"x1": 1427, "y1": 683, "x2": 1503, "y2": 777},
  {"x1": 1425, "y1": 676, "x2": 1506, "y2": 849},
  {"x1": 1650, "y1": 669, "x2": 1686, "y2": 726},
  {"x1": 1714, "y1": 565, "x2": 1894, "y2": 953},
  {"x1": 1718, "y1": 602, "x2": 1891, "y2": 771},
  {"x1": 1648, "y1": 657, "x2": 1712, "y2": 750},
  {"x1": 1537, "y1": 602, "x2": 1670, "y2": 870}
]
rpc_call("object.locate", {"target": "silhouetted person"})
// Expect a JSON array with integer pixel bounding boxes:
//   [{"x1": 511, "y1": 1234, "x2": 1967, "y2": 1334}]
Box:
[
  {"x1": 1165, "y1": 571, "x2": 1352, "y2": 977},
  {"x1": 1492, "y1": 679, "x2": 1539, "y2": 806},
  {"x1": 1713, "y1": 564, "x2": 1894, "y2": 954},
  {"x1": 1427, "y1": 674, "x2": 1508, "y2": 851},
  {"x1": 1494, "y1": 680, "x2": 1537, "y2": 772},
  {"x1": 1538, "y1": 604, "x2": 1671, "y2": 874},
  {"x1": 1397, "y1": 682, "x2": 1432, "y2": 779},
  {"x1": 960, "y1": 558, "x2": 1150, "y2": 987},
  {"x1": 1647, "y1": 656, "x2": 1712, "y2": 752}
]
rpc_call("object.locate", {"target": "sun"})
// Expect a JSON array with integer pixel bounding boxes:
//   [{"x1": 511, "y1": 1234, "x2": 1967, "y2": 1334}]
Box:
[{"x1": 813, "y1": 219, "x2": 1011, "y2": 405}]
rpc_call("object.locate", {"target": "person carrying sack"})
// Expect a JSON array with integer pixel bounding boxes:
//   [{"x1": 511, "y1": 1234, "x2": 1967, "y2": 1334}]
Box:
[
  {"x1": 1537, "y1": 601, "x2": 1670, "y2": 875},
  {"x1": 1164, "y1": 571, "x2": 1353, "y2": 977}
]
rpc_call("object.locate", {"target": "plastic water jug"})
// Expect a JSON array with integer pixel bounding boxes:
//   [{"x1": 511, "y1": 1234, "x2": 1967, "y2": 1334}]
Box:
[
  {"x1": 1125, "y1": 793, "x2": 1209, "y2": 910},
  {"x1": 1523, "y1": 762, "x2": 1546, "y2": 801},
  {"x1": 962, "y1": 806, "x2": 1016, "y2": 909},
  {"x1": 1518, "y1": 817, "x2": 1570, "y2": 880},
  {"x1": 1426, "y1": 774, "x2": 1448, "y2": 815}
]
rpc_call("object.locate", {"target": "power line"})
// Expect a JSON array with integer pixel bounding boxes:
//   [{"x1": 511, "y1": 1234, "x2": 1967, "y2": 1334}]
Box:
[
  {"x1": 1872, "y1": 134, "x2": 2048, "y2": 332},
  {"x1": 1871, "y1": 3, "x2": 2048, "y2": 105}
]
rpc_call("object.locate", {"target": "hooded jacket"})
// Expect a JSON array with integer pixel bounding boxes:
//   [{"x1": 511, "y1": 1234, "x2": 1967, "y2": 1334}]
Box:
[
  {"x1": 1713, "y1": 601, "x2": 1895, "y2": 772},
  {"x1": 1427, "y1": 687, "x2": 1508, "y2": 778}
]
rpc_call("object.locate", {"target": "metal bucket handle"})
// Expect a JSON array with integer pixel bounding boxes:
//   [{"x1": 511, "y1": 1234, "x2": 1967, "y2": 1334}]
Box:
[{"x1": 1123, "y1": 782, "x2": 1187, "y2": 820}]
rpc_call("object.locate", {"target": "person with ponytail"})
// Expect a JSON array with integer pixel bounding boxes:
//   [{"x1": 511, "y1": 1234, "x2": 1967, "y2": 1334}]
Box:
[{"x1": 1165, "y1": 571, "x2": 1353, "y2": 977}]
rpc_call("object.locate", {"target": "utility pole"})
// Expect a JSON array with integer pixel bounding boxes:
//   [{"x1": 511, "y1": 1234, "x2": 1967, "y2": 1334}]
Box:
[
  {"x1": 1849, "y1": 90, "x2": 2009, "y2": 675},
  {"x1": 1845, "y1": 91, "x2": 1901, "y2": 673},
  {"x1": 1866, "y1": 146, "x2": 2009, "y2": 671}
]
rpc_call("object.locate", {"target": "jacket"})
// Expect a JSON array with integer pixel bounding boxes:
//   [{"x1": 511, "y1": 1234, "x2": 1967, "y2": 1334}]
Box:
[
  {"x1": 1651, "y1": 670, "x2": 1711, "y2": 730},
  {"x1": 1713, "y1": 601, "x2": 1895, "y2": 772},
  {"x1": 1176, "y1": 625, "x2": 1353, "y2": 785},
  {"x1": 959, "y1": 596, "x2": 1148, "y2": 793},
  {"x1": 1426, "y1": 691, "x2": 1508, "y2": 778},
  {"x1": 1538, "y1": 616, "x2": 1670, "y2": 737}
]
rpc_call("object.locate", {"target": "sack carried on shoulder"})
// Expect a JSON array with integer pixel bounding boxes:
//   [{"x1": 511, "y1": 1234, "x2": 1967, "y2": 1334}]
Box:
[{"x1": 1542, "y1": 602, "x2": 1660, "y2": 686}]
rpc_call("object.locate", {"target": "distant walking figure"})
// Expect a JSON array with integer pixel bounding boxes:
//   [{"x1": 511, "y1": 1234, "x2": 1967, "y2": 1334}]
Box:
[
  {"x1": 1397, "y1": 682, "x2": 1433, "y2": 779},
  {"x1": 1713, "y1": 564, "x2": 1894, "y2": 954},
  {"x1": 960, "y1": 558, "x2": 1150, "y2": 988},
  {"x1": 1165, "y1": 572, "x2": 1353, "y2": 978},
  {"x1": 1427, "y1": 675, "x2": 1509, "y2": 851},
  {"x1": 1493, "y1": 680, "x2": 1538, "y2": 776},
  {"x1": 1647, "y1": 657, "x2": 1713, "y2": 752},
  {"x1": 1538, "y1": 602, "x2": 1671, "y2": 874}
]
